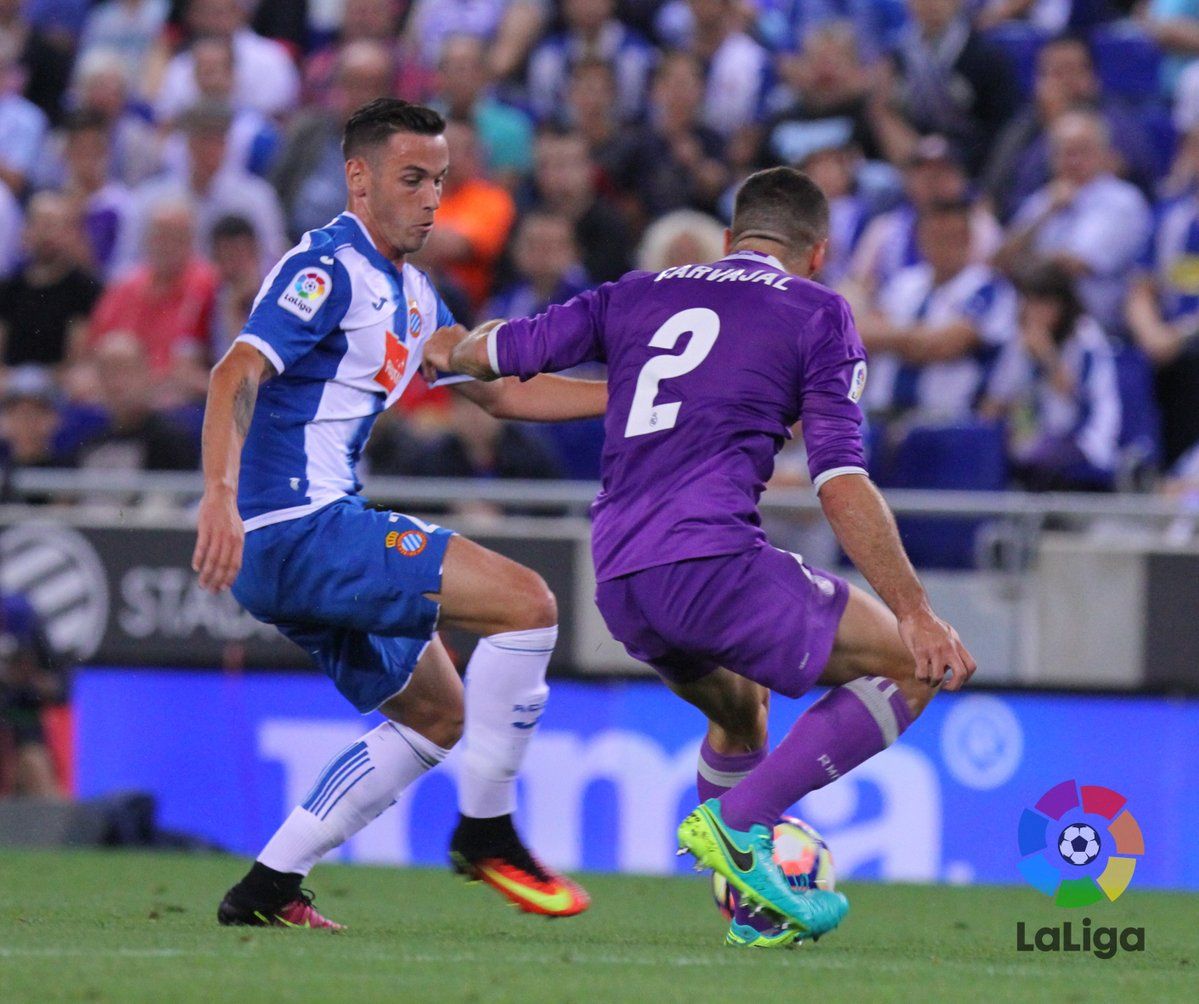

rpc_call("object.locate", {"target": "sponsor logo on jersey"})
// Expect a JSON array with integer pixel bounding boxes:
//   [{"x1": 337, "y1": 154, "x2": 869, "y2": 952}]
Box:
[
  {"x1": 386, "y1": 529, "x2": 428, "y2": 557},
  {"x1": 407, "y1": 298, "x2": 422, "y2": 337},
  {"x1": 849, "y1": 360, "x2": 868, "y2": 403},
  {"x1": 374, "y1": 329, "x2": 410, "y2": 394},
  {"x1": 278, "y1": 267, "x2": 332, "y2": 320}
]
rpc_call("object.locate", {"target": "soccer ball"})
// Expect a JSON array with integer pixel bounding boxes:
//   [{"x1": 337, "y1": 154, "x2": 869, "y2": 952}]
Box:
[
  {"x1": 711, "y1": 816, "x2": 835, "y2": 919},
  {"x1": 1058, "y1": 823, "x2": 1101, "y2": 866}
]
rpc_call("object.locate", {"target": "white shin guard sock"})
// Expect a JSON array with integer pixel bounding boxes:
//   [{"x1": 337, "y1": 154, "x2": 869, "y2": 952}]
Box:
[
  {"x1": 257, "y1": 720, "x2": 449, "y2": 876},
  {"x1": 458, "y1": 625, "x2": 557, "y2": 819}
]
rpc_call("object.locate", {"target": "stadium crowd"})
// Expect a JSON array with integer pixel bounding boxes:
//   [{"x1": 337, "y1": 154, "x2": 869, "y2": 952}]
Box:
[{"x1": 3, "y1": 0, "x2": 1199, "y2": 499}]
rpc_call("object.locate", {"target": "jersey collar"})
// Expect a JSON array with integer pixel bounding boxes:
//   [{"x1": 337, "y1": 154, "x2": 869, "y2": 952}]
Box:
[
  {"x1": 340, "y1": 211, "x2": 404, "y2": 280},
  {"x1": 720, "y1": 249, "x2": 787, "y2": 272}
]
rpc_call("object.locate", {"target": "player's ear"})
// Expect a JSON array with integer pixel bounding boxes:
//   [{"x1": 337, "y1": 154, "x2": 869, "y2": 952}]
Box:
[
  {"x1": 722, "y1": 228, "x2": 733, "y2": 255},
  {"x1": 809, "y1": 239, "x2": 829, "y2": 277},
  {"x1": 345, "y1": 155, "x2": 369, "y2": 200}
]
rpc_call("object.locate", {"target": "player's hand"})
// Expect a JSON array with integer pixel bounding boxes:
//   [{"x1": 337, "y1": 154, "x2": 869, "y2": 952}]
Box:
[
  {"x1": 898, "y1": 607, "x2": 976, "y2": 692},
  {"x1": 421, "y1": 324, "x2": 469, "y2": 382},
  {"x1": 193, "y1": 487, "x2": 244, "y2": 593}
]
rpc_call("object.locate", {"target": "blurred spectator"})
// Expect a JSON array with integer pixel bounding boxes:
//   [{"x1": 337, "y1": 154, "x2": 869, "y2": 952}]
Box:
[
  {"x1": 209, "y1": 213, "x2": 261, "y2": 358},
  {"x1": 527, "y1": 0, "x2": 654, "y2": 123},
  {"x1": 673, "y1": 0, "x2": 771, "y2": 139},
  {"x1": 984, "y1": 260, "x2": 1121, "y2": 491},
  {"x1": 889, "y1": 0, "x2": 1019, "y2": 172},
  {"x1": 762, "y1": 20, "x2": 888, "y2": 165},
  {"x1": 405, "y1": 0, "x2": 546, "y2": 81},
  {"x1": 610, "y1": 50, "x2": 730, "y2": 218},
  {"x1": 0, "y1": 0, "x2": 74, "y2": 122},
  {"x1": 435, "y1": 34, "x2": 535, "y2": 187},
  {"x1": 1126, "y1": 181, "x2": 1199, "y2": 468},
  {"x1": 160, "y1": 35, "x2": 280, "y2": 179},
  {"x1": 0, "y1": 179, "x2": 19, "y2": 279},
  {"x1": 377, "y1": 393, "x2": 563, "y2": 517},
  {"x1": 975, "y1": 0, "x2": 1074, "y2": 33},
  {"x1": 847, "y1": 134, "x2": 1002, "y2": 305},
  {"x1": 416, "y1": 119, "x2": 516, "y2": 311},
  {"x1": 0, "y1": 35, "x2": 50, "y2": 196},
  {"x1": 75, "y1": 332, "x2": 201, "y2": 471},
  {"x1": 0, "y1": 192, "x2": 100, "y2": 368},
  {"x1": 155, "y1": 0, "x2": 300, "y2": 121},
  {"x1": 55, "y1": 109, "x2": 133, "y2": 280},
  {"x1": 799, "y1": 138, "x2": 870, "y2": 288},
  {"x1": 997, "y1": 109, "x2": 1152, "y2": 332},
  {"x1": 561, "y1": 57, "x2": 625, "y2": 178},
  {"x1": 78, "y1": 0, "x2": 169, "y2": 97},
  {"x1": 527, "y1": 128, "x2": 634, "y2": 283},
  {"x1": 858, "y1": 199, "x2": 1018, "y2": 418},
  {"x1": 119, "y1": 101, "x2": 286, "y2": 273},
  {"x1": 1145, "y1": 0, "x2": 1199, "y2": 97},
  {"x1": 304, "y1": 0, "x2": 419, "y2": 105},
  {"x1": 485, "y1": 210, "x2": 593, "y2": 319},
  {"x1": 88, "y1": 198, "x2": 216, "y2": 388},
  {"x1": 67, "y1": 48, "x2": 162, "y2": 187},
  {"x1": 982, "y1": 35, "x2": 1157, "y2": 222},
  {"x1": 635, "y1": 208, "x2": 726, "y2": 270},
  {"x1": 0, "y1": 590, "x2": 66, "y2": 798},
  {"x1": 274, "y1": 40, "x2": 393, "y2": 243},
  {"x1": 0, "y1": 366, "x2": 72, "y2": 471}
]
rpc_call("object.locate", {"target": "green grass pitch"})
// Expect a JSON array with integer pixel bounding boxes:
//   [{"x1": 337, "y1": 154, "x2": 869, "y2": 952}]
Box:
[{"x1": 1, "y1": 850, "x2": 1196, "y2": 1003}]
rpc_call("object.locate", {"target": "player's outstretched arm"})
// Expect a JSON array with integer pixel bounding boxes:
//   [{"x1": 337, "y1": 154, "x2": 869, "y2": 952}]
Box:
[
  {"x1": 192, "y1": 343, "x2": 274, "y2": 593},
  {"x1": 818, "y1": 473, "x2": 977, "y2": 691}
]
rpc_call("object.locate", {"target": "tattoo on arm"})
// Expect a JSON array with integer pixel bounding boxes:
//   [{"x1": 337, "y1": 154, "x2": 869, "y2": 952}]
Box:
[{"x1": 233, "y1": 377, "x2": 257, "y2": 437}]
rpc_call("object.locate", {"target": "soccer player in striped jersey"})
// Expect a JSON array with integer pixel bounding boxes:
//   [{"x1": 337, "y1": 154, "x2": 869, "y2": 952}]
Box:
[{"x1": 193, "y1": 99, "x2": 601, "y2": 928}]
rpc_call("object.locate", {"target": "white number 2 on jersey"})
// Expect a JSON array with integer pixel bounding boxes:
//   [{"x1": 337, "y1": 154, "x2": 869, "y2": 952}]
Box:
[{"x1": 624, "y1": 308, "x2": 720, "y2": 438}]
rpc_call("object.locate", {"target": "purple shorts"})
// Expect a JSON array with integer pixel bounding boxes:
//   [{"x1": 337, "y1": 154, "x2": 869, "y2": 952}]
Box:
[{"x1": 594, "y1": 545, "x2": 850, "y2": 698}]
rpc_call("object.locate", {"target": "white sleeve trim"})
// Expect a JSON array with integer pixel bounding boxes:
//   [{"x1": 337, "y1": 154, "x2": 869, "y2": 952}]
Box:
[
  {"x1": 235, "y1": 333, "x2": 285, "y2": 375},
  {"x1": 486, "y1": 323, "x2": 505, "y2": 376},
  {"x1": 813, "y1": 466, "x2": 869, "y2": 493}
]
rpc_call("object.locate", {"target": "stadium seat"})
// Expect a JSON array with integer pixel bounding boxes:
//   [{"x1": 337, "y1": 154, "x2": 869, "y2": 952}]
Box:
[
  {"x1": 874, "y1": 420, "x2": 1008, "y2": 569},
  {"x1": 1090, "y1": 23, "x2": 1163, "y2": 103},
  {"x1": 984, "y1": 23, "x2": 1051, "y2": 100},
  {"x1": 545, "y1": 418, "x2": 606, "y2": 480},
  {"x1": 1113, "y1": 343, "x2": 1162, "y2": 486}
]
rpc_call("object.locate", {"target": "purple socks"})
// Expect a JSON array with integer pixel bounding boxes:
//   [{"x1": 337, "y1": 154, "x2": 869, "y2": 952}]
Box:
[
  {"x1": 697, "y1": 736, "x2": 767, "y2": 803},
  {"x1": 719, "y1": 676, "x2": 914, "y2": 832}
]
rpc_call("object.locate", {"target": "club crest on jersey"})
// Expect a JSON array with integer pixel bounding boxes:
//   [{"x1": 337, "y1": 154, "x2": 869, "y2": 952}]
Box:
[
  {"x1": 374, "y1": 329, "x2": 410, "y2": 394},
  {"x1": 278, "y1": 266, "x2": 331, "y2": 320},
  {"x1": 386, "y1": 529, "x2": 427, "y2": 557},
  {"x1": 849, "y1": 360, "x2": 868, "y2": 403},
  {"x1": 407, "y1": 298, "x2": 422, "y2": 338}
]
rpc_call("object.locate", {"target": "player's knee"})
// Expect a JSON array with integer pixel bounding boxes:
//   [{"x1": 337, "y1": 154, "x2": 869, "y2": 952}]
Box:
[
  {"x1": 708, "y1": 692, "x2": 768, "y2": 751},
  {"x1": 506, "y1": 569, "x2": 557, "y2": 632}
]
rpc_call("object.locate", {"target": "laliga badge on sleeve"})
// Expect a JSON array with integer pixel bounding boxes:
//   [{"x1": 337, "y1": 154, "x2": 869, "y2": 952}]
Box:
[
  {"x1": 278, "y1": 267, "x2": 332, "y2": 320},
  {"x1": 848, "y1": 360, "x2": 868, "y2": 403}
]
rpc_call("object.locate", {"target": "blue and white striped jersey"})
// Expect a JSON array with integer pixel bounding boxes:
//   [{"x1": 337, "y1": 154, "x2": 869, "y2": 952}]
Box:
[{"x1": 235, "y1": 212, "x2": 458, "y2": 530}]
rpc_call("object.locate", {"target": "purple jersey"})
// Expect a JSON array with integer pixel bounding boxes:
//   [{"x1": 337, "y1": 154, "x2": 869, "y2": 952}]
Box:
[{"x1": 493, "y1": 250, "x2": 869, "y2": 581}]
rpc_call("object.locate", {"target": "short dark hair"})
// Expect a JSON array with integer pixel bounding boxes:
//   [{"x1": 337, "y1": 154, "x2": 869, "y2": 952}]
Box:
[
  {"x1": 211, "y1": 213, "x2": 256, "y2": 243},
  {"x1": 730, "y1": 167, "x2": 829, "y2": 252},
  {"x1": 342, "y1": 98, "x2": 445, "y2": 160},
  {"x1": 1012, "y1": 259, "x2": 1085, "y2": 346}
]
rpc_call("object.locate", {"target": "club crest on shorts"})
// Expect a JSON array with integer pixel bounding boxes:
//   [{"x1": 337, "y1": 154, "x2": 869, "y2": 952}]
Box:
[
  {"x1": 278, "y1": 266, "x2": 332, "y2": 320},
  {"x1": 386, "y1": 528, "x2": 428, "y2": 557}
]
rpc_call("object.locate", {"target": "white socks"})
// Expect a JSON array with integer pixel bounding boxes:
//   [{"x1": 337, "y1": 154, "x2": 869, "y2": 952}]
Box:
[
  {"x1": 458, "y1": 625, "x2": 557, "y2": 819},
  {"x1": 258, "y1": 719, "x2": 449, "y2": 876}
]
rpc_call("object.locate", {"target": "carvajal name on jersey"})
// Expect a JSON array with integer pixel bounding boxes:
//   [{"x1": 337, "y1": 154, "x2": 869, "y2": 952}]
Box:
[{"x1": 653, "y1": 264, "x2": 792, "y2": 290}]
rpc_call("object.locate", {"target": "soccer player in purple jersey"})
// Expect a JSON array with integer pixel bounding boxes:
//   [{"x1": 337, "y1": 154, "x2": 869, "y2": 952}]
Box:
[{"x1": 426, "y1": 167, "x2": 977, "y2": 947}]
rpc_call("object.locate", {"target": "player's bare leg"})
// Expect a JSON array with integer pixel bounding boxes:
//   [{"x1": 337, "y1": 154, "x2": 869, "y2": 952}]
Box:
[
  {"x1": 430, "y1": 535, "x2": 590, "y2": 916},
  {"x1": 217, "y1": 640, "x2": 462, "y2": 929}
]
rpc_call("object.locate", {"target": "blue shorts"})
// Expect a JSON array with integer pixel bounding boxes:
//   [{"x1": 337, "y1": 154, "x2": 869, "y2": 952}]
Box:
[{"x1": 233, "y1": 497, "x2": 455, "y2": 713}]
